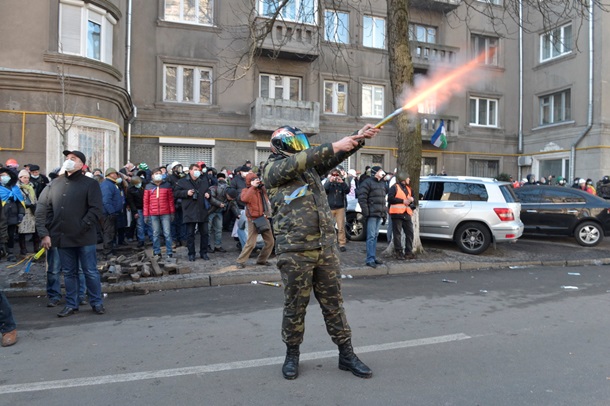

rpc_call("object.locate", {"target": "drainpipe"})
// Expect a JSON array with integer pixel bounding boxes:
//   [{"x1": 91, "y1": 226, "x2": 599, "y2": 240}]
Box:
[
  {"x1": 125, "y1": 0, "x2": 137, "y2": 163},
  {"x1": 569, "y1": 2, "x2": 594, "y2": 182},
  {"x1": 517, "y1": 0, "x2": 523, "y2": 181}
]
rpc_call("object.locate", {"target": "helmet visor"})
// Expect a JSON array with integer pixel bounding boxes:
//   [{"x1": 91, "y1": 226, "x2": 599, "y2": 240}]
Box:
[{"x1": 274, "y1": 132, "x2": 310, "y2": 155}]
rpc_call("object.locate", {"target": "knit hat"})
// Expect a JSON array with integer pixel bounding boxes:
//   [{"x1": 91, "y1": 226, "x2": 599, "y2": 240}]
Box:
[
  {"x1": 226, "y1": 188, "x2": 239, "y2": 199},
  {"x1": 371, "y1": 166, "x2": 383, "y2": 175},
  {"x1": 138, "y1": 162, "x2": 149, "y2": 170},
  {"x1": 18, "y1": 169, "x2": 30, "y2": 178},
  {"x1": 579, "y1": 178, "x2": 586, "y2": 184},
  {"x1": 217, "y1": 172, "x2": 226, "y2": 179}
]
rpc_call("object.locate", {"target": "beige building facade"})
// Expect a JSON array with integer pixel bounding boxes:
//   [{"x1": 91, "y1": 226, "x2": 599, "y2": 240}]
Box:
[{"x1": 0, "y1": 0, "x2": 608, "y2": 183}]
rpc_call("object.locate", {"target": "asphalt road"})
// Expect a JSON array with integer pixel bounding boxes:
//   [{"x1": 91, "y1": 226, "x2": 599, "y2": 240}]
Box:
[{"x1": 2, "y1": 264, "x2": 610, "y2": 405}]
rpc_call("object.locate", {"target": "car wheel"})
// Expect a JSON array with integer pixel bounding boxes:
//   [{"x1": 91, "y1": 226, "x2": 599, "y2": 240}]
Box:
[
  {"x1": 574, "y1": 221, "x2": 603, "y2": 247},
  {"x1": 346, "y1": 212, "x2": 366, "y2": 242},
  {"x1": 454, "y1": 222, "x2": 491, "y2": 255}
]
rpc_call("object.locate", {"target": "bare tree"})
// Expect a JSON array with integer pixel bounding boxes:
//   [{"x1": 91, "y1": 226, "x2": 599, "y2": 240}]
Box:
[{"x1": 47, "y1": 62, "x2": 79, "y2": 156}]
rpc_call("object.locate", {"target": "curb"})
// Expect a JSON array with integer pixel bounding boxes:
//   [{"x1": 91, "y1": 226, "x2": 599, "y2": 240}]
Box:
[{"x1": 4, "y1": 257, "x2": 610, "y2": 298}]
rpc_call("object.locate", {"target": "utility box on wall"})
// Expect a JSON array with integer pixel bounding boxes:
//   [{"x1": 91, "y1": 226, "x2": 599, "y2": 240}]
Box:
[{"x1": 518, "y1": 156, "x2": 533, "y2": 166}]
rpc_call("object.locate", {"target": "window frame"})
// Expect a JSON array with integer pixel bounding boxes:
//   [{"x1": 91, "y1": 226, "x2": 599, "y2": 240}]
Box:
[
  {"x1": 258, "y1": 0, "x2": 317, "y2": 25},
  {"x1": 259, "y1": 74, "x2": 302, "y2": 101},
  {"x1": 539, "y1": 89, "x2": 571, "y2": 126},
  {"x1": 409, "y1": 23, "x2": 437, "y2": 44},
  {"x1": 469, "y1": 96, "x2": 498, "y2": 127},
  {"x1": 164, "y1": 0, "x2": 214, "y2": 26},
  {"x1": 471, "y1": 34, "x2": 498, "y2": 66},
  {"x1": 362, "y1": 15, "x2": 386, "y2": 49},
  {"x1": 163, "y1": 64, "x2": 213, "y2": 105},
  {"x1": 361, "y1": 84, "x2": 385, "y2": 118},
  {"x1": 324, "y1": 80, "x2": 348, "y2": 115},
  {"x1": 540, "y1": 23, "x2": 572, "y2": 62},
  {"x1": 59, "y1": 0, "x2": 115, "y2": 64},
  {"x1": 324, "y1": 10, "x2": 349, "y2": 44}
]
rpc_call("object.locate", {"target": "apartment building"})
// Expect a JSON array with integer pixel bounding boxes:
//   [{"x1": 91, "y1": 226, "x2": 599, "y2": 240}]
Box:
[{"x1": 0, "y1": 0, "x2": 607, "y2": 182}]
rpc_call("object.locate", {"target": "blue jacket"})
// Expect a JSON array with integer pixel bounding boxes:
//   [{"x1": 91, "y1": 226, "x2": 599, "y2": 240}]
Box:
[{"x1": 100, "y1": 178, "x2": 124, "y2": 215}]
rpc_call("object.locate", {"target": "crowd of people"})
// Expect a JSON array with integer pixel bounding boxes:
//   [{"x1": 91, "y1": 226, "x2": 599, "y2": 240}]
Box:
[
  {"x1": 511, "y1": 173, "x2": 610, "y2": 198},
  {"x1": 1, "y1": 124, "x2": 392, "y2": 380}
]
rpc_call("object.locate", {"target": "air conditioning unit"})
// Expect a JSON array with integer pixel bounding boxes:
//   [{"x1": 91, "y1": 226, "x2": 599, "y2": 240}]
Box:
[{"x1": 518, "y1": 156, "x2": 533, "y2": 166}]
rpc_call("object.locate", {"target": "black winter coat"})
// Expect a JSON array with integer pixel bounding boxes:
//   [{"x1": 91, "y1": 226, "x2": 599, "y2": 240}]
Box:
[
  {"x1": 324, "y1": 179, "x2": 350, "y2": 209},
  {"x1": 174, "y1": 175, "x2": 210, "y2": 223},
  {"x1": 0, "y1": 168, "x2": 25, "y2": 226},
  {"x1": 35, "y1": 170, "x2": 103, "y2": 248},
  {"x1": 357, "y1": 176, "x2": 388, "y2": 218}
]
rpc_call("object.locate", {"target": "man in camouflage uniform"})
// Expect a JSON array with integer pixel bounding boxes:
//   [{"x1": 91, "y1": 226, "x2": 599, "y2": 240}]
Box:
[{"x1": 263, "y1": 123, "x2": 381, "y2": 380}]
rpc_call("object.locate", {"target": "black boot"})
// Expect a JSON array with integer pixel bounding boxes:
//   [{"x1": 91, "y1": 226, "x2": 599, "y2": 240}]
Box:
[
  {"x1": 282, "y1": 345, "x2": 300, "y2": 380},
  {"x1": 394, "y1": 249, "x2": 405, "y2": 260},
  {"x1": 338, "y1": 341, "x2": 372, "y2": 378}
]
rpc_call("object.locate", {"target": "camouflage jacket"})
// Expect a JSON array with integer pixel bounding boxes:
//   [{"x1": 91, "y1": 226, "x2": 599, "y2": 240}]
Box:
[{"x1": 263, "y1": 142, "x2": 360, "y2": 254}]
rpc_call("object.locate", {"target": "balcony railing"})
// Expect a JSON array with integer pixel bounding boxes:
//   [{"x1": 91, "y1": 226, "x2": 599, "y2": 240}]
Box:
[
  {"x1": 253, "y1": 17, "x2": 320, "y2": 61},
  {"x1": 411, "y1": 42, "x2": 459, "y2": 69},
  {"x1": 411, "y1": 0, "x2": 461, "y2": 13},
  {"x1": 250, "y1": 97, "x2": 320, "y2": 134},
  {"x1": 419, "y1": 114, "x2": 458, "y2": 141}
]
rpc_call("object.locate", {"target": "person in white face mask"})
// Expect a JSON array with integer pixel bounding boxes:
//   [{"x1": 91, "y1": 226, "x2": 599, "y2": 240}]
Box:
[
  {"x1": 27, "y1": 164, "x2": 50, "y2": 198},
  {"x1": 174, "y1": 164, "x2": 211, "y2": 262},
  {"x1": 35, "y1": 150, "x2": 105, "y2": 317}
]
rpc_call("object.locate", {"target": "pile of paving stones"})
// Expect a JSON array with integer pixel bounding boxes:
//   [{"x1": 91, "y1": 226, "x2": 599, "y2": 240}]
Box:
[{"x1": 100, "y1": 250, "x2": 191, "y2": 284}]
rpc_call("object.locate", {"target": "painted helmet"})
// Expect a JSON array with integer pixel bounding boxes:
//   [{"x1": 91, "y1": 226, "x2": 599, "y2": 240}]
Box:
[{"x1": 270, "y1": 126, "x2": 310, "y2": 157}]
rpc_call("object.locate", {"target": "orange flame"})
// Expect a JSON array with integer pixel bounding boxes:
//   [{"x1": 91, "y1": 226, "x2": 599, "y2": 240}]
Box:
[{"x1": 401, "y1": 52, "x2": 488, "y2": 111}]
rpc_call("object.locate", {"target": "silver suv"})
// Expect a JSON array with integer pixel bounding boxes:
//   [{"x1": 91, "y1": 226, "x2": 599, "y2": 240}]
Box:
[{"x1": 346, "y1": 176, "x2": 524, "y2": 255}]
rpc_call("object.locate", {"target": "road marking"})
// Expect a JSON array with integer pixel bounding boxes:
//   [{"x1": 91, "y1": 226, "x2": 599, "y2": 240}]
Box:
[{"x1": 0, "y1": 333, "x2": 470, "y2": 394}]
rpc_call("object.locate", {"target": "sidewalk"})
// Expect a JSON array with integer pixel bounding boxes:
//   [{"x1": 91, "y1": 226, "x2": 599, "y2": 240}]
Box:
[{"x1": 2, "y1": 232, "x2": 610, "y2": 298}]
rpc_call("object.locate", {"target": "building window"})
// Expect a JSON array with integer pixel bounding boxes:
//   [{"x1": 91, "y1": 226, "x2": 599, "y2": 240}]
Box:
[
  {"x1": 421, "y1": 157, "x2": 437, "y2": 176},
  {"x1": 59, "y1": 0, "x2": 115, "y2": 64},
  {"x1": 362, "y1": 84, "x2": 384, "y2": 118},
  {"x1": 539, "y1": 89, "x2": 571, "y2": 125},
  {"x1": 164, "y1": 0, "x2": 214, "y2": 26},
  {"x1": 260, "y1": 74, "x2": 302, "y2": 101},
  {"x1": 409, "y1": 24, "x2": 436, "y2": 44},
  {"x1": 324, "y1": 10, "x2": 349, "y2": 43},
  {"x1": 469, "y1": 97, "x2": 498, "y2": 127},
  {"x1": 470, "y1": 159, "x2": 499, "y2": 178},
  {"x1": 161, "y1": 145, "x2": 213, "y2": 168},
  {"x1": 471, "y1": 34, "x2": 498, "y2": 66},
  {"x1": 324, "y1": 81, "x2": 347, "y2": 115},
  {"x1": 164, "y1": 65, "x2": 213, "y2": 104},
  {"x1": 540, "y1": 23, "x2": 572, "y2": 62},
  {"x1": 363, "y1": 16, "x2": 385, "y2": 49},
  {"x1": 259, "y1": 0, "x2": 316, "y2": 24},
  {"x1": 476, "y1": 0, "x2": 501, "y2": 4}
]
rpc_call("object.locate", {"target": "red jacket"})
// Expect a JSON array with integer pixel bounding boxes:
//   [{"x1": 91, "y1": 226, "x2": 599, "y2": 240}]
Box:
[
  {"x1": 241, "y1": 173, "x2": 270, "y2": 219},
  {"x1": 143, "y1": 181, "x2": 175, "y2": 216}
]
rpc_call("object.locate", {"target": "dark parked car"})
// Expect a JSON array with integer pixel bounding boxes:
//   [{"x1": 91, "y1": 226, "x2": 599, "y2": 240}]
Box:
[{"x1": 513, "y1": 185, "x2": 610, "y2": 246}]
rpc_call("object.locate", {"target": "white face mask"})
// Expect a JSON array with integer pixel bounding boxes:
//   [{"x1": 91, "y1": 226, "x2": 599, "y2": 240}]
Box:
[
  {"x1": 0, "y1": 175, "x2": 10, "y2": 185},
  {"x1": 62, "y1": 159, "x2": 76, "y2": 172},
  {"x1": 31, "y1": 174, "x2": 39, "y2": 179},
  {"x1": 193, "y1": 170, "x2": 201, "y2": 179},
  {"x1": 152, "y1": 174, "x2": 163, "y2": 182},
  {"x1": 115, "y1": 178, "x2": 123, "y2": 184}
]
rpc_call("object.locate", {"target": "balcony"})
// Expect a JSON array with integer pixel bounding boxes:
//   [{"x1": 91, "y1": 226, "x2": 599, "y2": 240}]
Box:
[
  {"x1": 250, "y1": 97, "x2": 320, "y2": 134},
  {"x1": 253, "y1": 17, "x2": 320, "y2": 61},
  {"x1": 411, "y1": 42, "x2": 460, "y2": 70},
  {"x1": 419, "y1": 114, "x2": 459, "y2": 142},
  {"x1": 411, "y1": 0, "x2": 461, "y2": 13}
]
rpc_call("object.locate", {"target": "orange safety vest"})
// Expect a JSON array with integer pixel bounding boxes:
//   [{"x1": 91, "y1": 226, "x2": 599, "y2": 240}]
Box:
[{"x1": 389, "y1": 184, "x2": 413, "y2": 216}]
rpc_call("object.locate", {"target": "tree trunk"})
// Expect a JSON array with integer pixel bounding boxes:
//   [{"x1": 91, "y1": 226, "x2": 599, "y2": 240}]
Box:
[{"x1": 386, "y1": 0, "x2": 424, "y2": 254}]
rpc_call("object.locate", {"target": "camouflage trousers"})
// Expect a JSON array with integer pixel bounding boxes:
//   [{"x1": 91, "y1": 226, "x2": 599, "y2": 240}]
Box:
[{"x1": 277, "y1": 246, "x2": 351, "y2": 346}]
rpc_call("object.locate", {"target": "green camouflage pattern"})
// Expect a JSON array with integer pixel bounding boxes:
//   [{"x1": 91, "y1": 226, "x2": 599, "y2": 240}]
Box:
[
  {"x1": 277, "y1": 246, "x2": 351, "y2": 346},
  {"x1": 262, "y1": 142, "x2": 360, "y2": 254}
]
